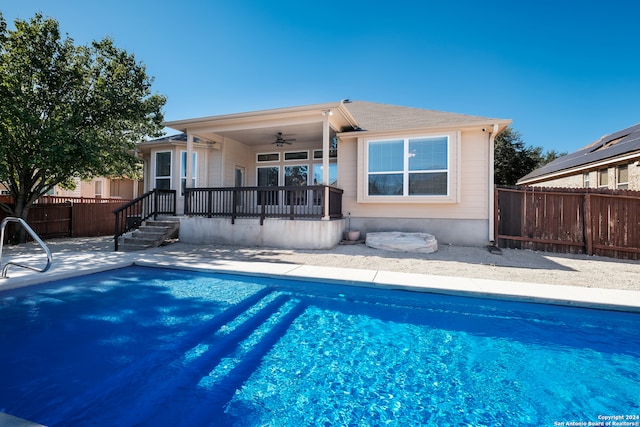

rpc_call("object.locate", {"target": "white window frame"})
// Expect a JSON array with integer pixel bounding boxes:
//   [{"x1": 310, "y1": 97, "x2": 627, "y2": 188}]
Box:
[
  {"x1": 284, "y1": 151, "x2": 309, "y2": 161},
  {"x1": 598, "y1": 168, "x2": 609, "y2": 189},
  {"x1": 312, "y1": 161, "x2": 338, "y2": 186},
  {"x1": 256, "y1": 165, "x2": 280, "y2": 186},
  {"x1": 313, "y1": 148, "x2": 338, "y2": 160},
  {"x1": 617, "y1": 164, "x2": 629, "y2": 190},
  {"x1": 256, "y1": 152, "x2": 280, "y2": 163},
  {"x1": 284, "y1": 163, "x2": 310, "y2": 186},
  {"x1": 154, "y1": 151, "x2": 172, "y2": 190},
  {"x1": 94, "y1": 179, "x2": 103, "y2": 198},
  {"x1": 359, "y1": 133, "x2": 458, "y2": 203}
]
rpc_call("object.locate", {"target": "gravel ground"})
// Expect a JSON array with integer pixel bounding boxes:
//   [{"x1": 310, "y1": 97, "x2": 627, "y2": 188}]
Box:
[{"x1": 4, "y1": 236, "x2": 640, "y2": 291}]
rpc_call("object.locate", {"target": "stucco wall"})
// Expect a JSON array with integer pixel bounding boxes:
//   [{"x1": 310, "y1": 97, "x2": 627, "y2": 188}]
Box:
[{"x1": 180, "y1": 217, "x2": 346, "y2": 249}]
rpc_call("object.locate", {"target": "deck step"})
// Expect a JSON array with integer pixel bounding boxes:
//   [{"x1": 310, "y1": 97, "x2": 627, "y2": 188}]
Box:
[{"x1": 117, "y1": 218, "x2": 180, "y2": 251}]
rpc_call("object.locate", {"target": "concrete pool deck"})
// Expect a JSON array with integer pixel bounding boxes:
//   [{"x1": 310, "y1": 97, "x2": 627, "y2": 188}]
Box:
[{"x1": 1, "y1": 238, "x2": 639, "y2": 312}]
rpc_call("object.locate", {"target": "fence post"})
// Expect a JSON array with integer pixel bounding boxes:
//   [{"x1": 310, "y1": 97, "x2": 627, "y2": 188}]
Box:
[
  {"x1": 584, "y1": 193, "x2": 593, "y2": 255},
  {"x1": 114, "y1": 211, "x2": 120, "y2": 251}
]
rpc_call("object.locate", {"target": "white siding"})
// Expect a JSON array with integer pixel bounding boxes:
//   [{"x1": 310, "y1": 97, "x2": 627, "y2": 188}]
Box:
[{"x1": 340, "y1": 129, "x2": 491, "y2": 220}]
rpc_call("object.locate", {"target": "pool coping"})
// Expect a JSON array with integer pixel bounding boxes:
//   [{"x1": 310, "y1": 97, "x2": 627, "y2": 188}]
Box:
[{"x1": 1, "y1": 251, "x2": 638, "y2": 313}]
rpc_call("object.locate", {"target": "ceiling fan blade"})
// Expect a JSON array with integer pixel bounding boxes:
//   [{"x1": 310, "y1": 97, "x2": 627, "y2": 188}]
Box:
[{"x1": 273, "y1": 132, "x2": 296, "y2": 146}]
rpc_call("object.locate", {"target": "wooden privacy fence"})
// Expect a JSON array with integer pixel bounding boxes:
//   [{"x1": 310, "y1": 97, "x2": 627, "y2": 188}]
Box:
[
  {"x1": 1, "y1": 200, "x2": 129, "y2": 243},
  {"x1": 495, "y1": 186, "x2": 640, "y2": 260}
]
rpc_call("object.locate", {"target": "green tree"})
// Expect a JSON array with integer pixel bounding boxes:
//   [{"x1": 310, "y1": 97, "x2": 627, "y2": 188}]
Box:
[
  {"x1": 0, "y1": 13, "x2": 166, "y2": 241},
  {"x1": 494, "y1": 127, "x2": 565, "y2": 186}
]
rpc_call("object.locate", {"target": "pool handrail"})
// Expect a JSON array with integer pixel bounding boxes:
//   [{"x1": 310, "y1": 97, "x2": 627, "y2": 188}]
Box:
[{"x1": 0, "y1": 217, "x2": 53, "y2": 278}]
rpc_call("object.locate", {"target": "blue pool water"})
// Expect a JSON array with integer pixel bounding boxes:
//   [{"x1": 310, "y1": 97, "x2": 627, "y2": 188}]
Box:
[{"x1": 0, "y1": 266, "x2": 638, "y2": 426}]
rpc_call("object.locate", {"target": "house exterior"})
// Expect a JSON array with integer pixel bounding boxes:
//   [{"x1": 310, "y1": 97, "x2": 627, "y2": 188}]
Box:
[
  {"x1": 52, "y1": 177, "x2": 142, "y2": 200},
  {"x1": 1, "y1": 178, "x2": 140, "y2": 204},
  {"x1": 518, "y1": 123, "x2": 640, "y2": 190},
  {"x1": 137, "y1": 100, "x2": 510, "y2": 248}
]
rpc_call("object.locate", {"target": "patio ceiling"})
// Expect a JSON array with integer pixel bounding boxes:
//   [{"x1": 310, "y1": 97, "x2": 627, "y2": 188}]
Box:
[
  {"x1": 205, "y1": 121, "x2": 330, "y2": 147},
  {"x1": 164, "y1": 101, "x2": 353, "y2": 148}
]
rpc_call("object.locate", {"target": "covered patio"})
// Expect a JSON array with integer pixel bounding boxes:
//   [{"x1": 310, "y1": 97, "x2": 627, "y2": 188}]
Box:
[
  {"x1": 132, "y1": 101, "x2": 357, "y2": 248},
  {"x1": 137, "y1": 101, "x2": 357, "y2": 213}
]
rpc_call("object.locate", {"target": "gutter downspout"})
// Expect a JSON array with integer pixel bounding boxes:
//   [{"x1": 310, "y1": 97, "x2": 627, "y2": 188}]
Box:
[{"x1": 488, "y1": 124, "x2": 498, "y2": 244}]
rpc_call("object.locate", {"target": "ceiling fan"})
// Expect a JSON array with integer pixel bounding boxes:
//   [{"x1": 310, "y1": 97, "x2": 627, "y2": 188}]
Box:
[{"x1": 272, "y1": 132, "x2": 296, "y2": 147}]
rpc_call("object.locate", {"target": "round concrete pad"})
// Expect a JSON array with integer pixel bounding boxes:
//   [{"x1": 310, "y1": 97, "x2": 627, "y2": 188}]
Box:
[{"x1": 365, "y1": 231, "x2": 438, "y2": 253}]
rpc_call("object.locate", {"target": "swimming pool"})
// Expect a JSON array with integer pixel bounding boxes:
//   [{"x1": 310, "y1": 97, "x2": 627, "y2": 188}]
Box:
[{"x1": 0, "y1": 265, "x2": 638, "y2": 426}]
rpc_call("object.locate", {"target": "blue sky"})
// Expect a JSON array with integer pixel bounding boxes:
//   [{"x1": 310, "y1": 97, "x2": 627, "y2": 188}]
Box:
[{"x1": 2, "y1": 0, "x2": 639, "y2": 153}]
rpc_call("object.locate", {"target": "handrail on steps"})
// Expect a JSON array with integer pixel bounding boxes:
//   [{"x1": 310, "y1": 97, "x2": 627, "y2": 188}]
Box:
[{"x1": 0, "y1": 217, "x2": 53, "y2": 278}]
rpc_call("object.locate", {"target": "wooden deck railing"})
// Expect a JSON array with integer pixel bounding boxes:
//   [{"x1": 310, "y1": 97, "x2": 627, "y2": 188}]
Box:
[
  {"x1": 112, "y1": 189, "x2": 176, "y2": 250},
  {"x1": 184, "y1": 185, "x2": 343, "y2": 224}
]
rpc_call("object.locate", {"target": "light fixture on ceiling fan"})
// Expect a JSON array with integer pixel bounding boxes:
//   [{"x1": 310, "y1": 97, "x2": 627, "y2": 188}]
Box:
[{"x1": 272, "y1": 132, "x2": 296, "y2": 147}]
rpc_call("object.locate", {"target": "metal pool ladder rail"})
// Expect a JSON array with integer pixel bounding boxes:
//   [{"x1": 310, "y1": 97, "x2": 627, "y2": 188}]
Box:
[{"x1": 0, "y1": 217, "x2": 53, "y2": 278}]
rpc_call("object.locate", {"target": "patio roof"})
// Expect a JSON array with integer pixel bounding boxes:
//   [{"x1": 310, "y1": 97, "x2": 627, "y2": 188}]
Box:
[
  {"x1": 343, "y1": 101, "x2": 509, "y2": 133},
  {"x1": 160, "y1": 100, "x2": 510, "y2": 147}
]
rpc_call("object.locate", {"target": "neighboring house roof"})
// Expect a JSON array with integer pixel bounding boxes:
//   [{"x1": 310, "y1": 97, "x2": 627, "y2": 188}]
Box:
[{"x1": 518, "y1": 123, "x2": 640, "y2": 184}]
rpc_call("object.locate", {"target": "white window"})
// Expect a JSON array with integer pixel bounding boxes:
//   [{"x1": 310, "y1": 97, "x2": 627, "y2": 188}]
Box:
[
  {"x1": 617, "y1": 165, "x2": 629, "y2": 189},
  {"x1": 583, "y1": 172, "x2": 590, "y2": 188},
  {"x1": 598, "y1": 169, "x2": 608, "y2": 189},
  {"x1": 284, "y1": 151, "x2": 308, "y2": 161},
  {"x1": 312, "y1": 163, "x2": 338, "y2": 186},
  {"x1": 155, "y1": 151, "x2": 172, "y2": 190},
  {"x1": 94, "y1": 180, "x2": 103, "y2": 198},
  {"x1": 257, "y1": 153, "x2": 279, "y2": 162},
  {"x1": 257, "y1": 166, "x2": 279, "y2": 205},
  {"x1": 367, "y1": 136, "x2": 448, "y2": 196},
  {"x1": 180, "y1": 151, "x2": 197, "y2": 195}
]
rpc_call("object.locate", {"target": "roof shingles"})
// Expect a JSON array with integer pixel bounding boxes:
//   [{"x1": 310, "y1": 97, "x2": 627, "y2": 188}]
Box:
[{"x1": 343, "y1": 101, "x2": 506, "y2": 132}]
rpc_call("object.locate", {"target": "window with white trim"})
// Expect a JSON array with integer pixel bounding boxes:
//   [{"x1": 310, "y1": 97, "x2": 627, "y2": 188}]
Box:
[
  {"x1": 94, "y1": 180, "x2": 103, "y2": 198},
  {"x1": 313, "y1": 163, "x2": 337, "y2": 186},
  {"x1": 617, "y1": 164, "x2": 628, "y2": 189},
  {"x1": 257, "y1": 166, "x2": 279, "y2": 205},
  {"x1": 284, "y1": 151, "x2": 308, "y2": 161},
  {"x1": 257, "y1": 153, "x2": 279, "y2": 162},
  {"x1": 367, "y1": 136, "x2": 448, "y2": 196},
  {"x1": 155, "y1": 151, "x2": 172, "y2": 190},
  {"x1": 598, "y1": 169, "x2": 608, "y2": 189}
]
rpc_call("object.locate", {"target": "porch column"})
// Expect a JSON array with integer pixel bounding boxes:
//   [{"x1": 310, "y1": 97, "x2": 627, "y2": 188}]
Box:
[
  {"x1": 186, "y1": 133, "x2": 194, "y2": 192},
  {"x1": 322, "y1": 110, "x2": 331, "y2": 220}
]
